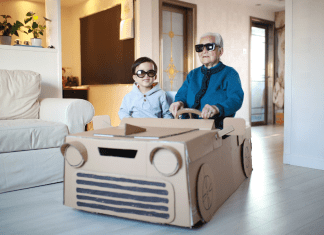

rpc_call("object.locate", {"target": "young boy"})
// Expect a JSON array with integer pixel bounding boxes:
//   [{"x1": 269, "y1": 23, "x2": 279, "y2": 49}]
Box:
[{"x1": 118, "y1": 57, "x2": 173, "y2": 120}]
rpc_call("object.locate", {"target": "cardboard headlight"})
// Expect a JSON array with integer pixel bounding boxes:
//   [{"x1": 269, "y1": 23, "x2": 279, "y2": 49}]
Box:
[
  {"x1": 150, "y1": 146, "x2": 182, "y2": 176},
  {"x1": 61, "y1": 141, "x2": 87, "y2": 168}
]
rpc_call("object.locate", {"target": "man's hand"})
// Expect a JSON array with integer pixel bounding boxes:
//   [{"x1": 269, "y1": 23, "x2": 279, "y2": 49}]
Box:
[
  {"x1": 201, "y1": 104, "x2": 219, "y2": 119},
  {"x1": 169, "y1": 101, "x2": 184, "y2": 118}
]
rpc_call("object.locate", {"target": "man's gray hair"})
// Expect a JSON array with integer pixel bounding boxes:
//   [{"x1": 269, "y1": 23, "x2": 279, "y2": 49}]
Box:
[{"x1": 199, "y1": 32, "x2": 223, "y2": 51}]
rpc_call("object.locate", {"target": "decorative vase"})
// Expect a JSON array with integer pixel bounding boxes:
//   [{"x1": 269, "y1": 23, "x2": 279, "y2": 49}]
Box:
[
  {"x1": 0, "y1": 36, "x2": 12, "y2": 45},
  {"x1": 30, "y1": 38, "x2": 42, "y2": 47}
]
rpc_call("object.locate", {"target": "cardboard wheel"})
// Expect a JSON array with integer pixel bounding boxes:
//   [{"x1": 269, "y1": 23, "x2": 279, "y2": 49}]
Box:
[
  {"x1": 242, "y1": 138, "x2": 252, "y2": 177},
  {"x1": 197, "y1": 164, "x2": 216, "y2": 223}
]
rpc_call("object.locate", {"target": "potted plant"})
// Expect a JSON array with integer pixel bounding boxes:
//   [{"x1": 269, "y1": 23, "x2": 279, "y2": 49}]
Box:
[
  {"x1": 23, "y1": 11, "x2": 51, "y2": 47},
  {"x1": 0, "y1": 15, "x2": 24, "y2": 45}
]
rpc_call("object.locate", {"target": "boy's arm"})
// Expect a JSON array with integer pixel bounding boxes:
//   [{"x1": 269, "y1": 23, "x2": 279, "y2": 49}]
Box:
[
  {"x1": 161, "y1": 93, "x2": 174, "y2": 119},
  {"x1": 118, "y1": 96, "x2": 132, "y2": 120}
]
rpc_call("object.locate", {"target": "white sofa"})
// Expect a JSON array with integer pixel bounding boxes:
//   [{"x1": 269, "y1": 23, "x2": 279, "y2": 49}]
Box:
[{"x1": 0, "y1": 70, "x2": 95, "y2": 193}]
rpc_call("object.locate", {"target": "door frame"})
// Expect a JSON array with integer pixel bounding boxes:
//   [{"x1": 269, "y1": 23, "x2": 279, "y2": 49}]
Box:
[
  {"x1": 159, "y1": 0, "x2": 197, "y2": 88},
  {"x1": 250, "y1": 17, "x2": 275, "y2": 126}
]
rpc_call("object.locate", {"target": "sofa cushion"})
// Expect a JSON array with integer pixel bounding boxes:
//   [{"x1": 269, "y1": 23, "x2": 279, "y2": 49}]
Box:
[
  {"x1": 0, "y1": 120, "x2": 68, "y2": 153},
  {"x1": 0, "y1": 70, "x2": 41, "y2": 120}
]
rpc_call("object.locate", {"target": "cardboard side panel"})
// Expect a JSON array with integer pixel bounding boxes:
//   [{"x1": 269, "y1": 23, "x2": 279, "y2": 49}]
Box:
[
  {"x1": 187, "y1": 136, "x2": 247, "y2": 225},
  {"x1": 223, "y1": 118, "x2": 246, "y2": 136},
  {"x1": 185, "y1": 131, "x2": 221, "y2": 163}
]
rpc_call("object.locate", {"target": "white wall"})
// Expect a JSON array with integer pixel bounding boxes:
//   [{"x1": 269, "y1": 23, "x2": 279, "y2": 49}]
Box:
[
  {"x1": 0, "y1": 46, "x2": 61, "y2": 98},
  {"x1": 0, "y1": 0, "x2": 62, "y2": 99},
  {"x1": 0, "y1": 0, "x2": 47, "y2": 47},
  {"x1": 61, "y1": 0, "x2": 133, "y2": 126},
  {"x1": 284, "y1": 0, "x2": 324, "y2": 170},
  {"x1": 137, "y1": 0, "x2": 275, "y2": 125},
  {"x1": 61, "y1": 0, "x2": 126, "y2": 83}
]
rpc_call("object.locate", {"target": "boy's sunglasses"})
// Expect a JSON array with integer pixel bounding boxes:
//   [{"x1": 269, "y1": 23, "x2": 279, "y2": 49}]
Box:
[
  {"x1": 135, "y1": 70, "x2": 157, "y2": 78},
  {"x1": 195, "y1": 43, "x2": 217, "y2": 52}
]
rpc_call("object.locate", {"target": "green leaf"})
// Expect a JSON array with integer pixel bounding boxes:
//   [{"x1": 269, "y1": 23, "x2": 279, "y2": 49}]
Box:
[
  {"x1": 16, "y1": 21, "x2": 24, "y2": 28},
  {"x1": 28, "y1": 29, "x2": 33, "y2": 33},
  {"x1": 24, "y1": 17, "x2": 32, "y2": 24},
  {"x1": 26, "y1": 12, "x2": 34, "y2": 17},
  {"x1": 1, "y1": 15, "x2": 11, "y2": 19},
  {"x1": 32, "y1": 22, "x2": 38, "y2": 29},
  {"x1": 40, "y1": 31, "x2": 43, "y2": 36}
]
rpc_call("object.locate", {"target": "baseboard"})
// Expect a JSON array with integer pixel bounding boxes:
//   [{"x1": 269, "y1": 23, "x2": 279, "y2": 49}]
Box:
[{"x1": 284, "y1": 153, "x2": 324, "y2": 170}]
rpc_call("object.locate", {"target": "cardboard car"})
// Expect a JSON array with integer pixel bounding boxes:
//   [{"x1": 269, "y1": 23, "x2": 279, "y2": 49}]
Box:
[{"x1": 61, "y1": 109, "x2": 252, "y2": 228}]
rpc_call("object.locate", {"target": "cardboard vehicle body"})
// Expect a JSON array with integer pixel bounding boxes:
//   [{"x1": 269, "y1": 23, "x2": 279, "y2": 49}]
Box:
[{"x1": 61, "y1": 117, "x2": 252, "y2": 228}]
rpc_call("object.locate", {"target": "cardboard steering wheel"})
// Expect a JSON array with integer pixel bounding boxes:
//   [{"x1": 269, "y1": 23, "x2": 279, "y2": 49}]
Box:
[{"x1": 175, "y1": 108, "x2": 202, "y2": 119}]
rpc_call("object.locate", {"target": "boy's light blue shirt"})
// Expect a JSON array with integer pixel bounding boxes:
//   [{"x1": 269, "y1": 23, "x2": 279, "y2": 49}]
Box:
[{"x1": 118, "y1": 83, "x2": 173, "y2": 120}]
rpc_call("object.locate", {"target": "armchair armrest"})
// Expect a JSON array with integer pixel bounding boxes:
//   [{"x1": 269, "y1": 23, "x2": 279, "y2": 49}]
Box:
[{"x1": 39, "y1": 98, "x2": 95, "y2": 134}]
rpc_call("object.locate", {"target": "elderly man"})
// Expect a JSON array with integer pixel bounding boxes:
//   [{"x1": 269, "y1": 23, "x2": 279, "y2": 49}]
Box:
[{"x1": 169, "y1": 32, "x2": 244, "y2": 128}]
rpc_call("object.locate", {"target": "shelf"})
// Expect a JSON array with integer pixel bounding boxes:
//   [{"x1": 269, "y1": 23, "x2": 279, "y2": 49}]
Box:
[
  {"x1": 0, "y1": 45, "x2": 58, "y2": 53},
  {"x1": 63, "y1": 89, "x2": 88, "y2": 100}
]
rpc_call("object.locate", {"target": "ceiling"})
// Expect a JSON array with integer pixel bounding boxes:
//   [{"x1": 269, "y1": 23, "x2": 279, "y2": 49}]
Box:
[
  {"x1": 0, "y1": 0, "x2": 285, "y2": 11},
  {"x1": 0, "y1": 0, "x2": 88, "y2": 7},
  {"x1": 228, "y1": 0, "x2": 285, "y2": 12}
]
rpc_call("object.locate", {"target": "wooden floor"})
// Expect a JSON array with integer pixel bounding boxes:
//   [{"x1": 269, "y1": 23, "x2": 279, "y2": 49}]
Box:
[{"x1": 1, "y1": 125, "x2": 324, "y2": 235}]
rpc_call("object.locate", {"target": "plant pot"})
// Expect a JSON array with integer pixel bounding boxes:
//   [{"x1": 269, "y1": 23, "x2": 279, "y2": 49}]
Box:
[
  {"x1": 0, "y1": 36, "x2": 12, "y2": 45},
  {"x1": 30, "y1": 38, "x2": 42, "y2": 47}
]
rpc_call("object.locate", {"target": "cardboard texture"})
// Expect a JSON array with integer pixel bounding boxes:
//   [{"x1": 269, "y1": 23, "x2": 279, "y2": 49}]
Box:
[{"x1": 61, "y1": 117, "x2": 252, "y2": 228}]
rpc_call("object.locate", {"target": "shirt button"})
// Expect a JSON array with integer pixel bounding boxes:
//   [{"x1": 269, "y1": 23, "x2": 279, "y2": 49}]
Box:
[
  {"x1": 144, "y1": 99, "x2": 146, "y2": 102},
  {"x1": 144, "y1": 95, "x2": 146, "y2": 97}
]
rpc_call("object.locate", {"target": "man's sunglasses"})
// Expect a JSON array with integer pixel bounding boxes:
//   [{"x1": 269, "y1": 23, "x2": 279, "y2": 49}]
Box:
[
  {"x1": 195, "y1": 43, "x2": 217, "y2": 52},
  {"x1": 134, "y1": 70, "x2": 157, "y2": 78}
]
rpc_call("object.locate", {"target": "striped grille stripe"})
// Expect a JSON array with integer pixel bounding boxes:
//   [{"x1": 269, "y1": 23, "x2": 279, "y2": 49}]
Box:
[
  {"x1": 77, "y1": 188, "x2": 169, "y2": 203},
  {"x1": 77, "y1": 195, "x2": 168, "y2": 211},
  {"x1": 76, "y1": 180, "x2": 168, "y2": 196},
  {"x1": 77, "y1": 202, "x2": 170, "y2": 219},
  {"x1": 77, "y1": 173, "x2": 166, "y2": 187}
]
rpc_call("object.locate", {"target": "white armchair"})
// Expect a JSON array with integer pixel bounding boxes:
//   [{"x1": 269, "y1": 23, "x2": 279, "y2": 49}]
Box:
[
  {"x1": 0, "y1": 70, "x2": 95, "y2": 193},
  {"x1": 40, "y1": 98, "x2": 94, "y2": 134}
]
